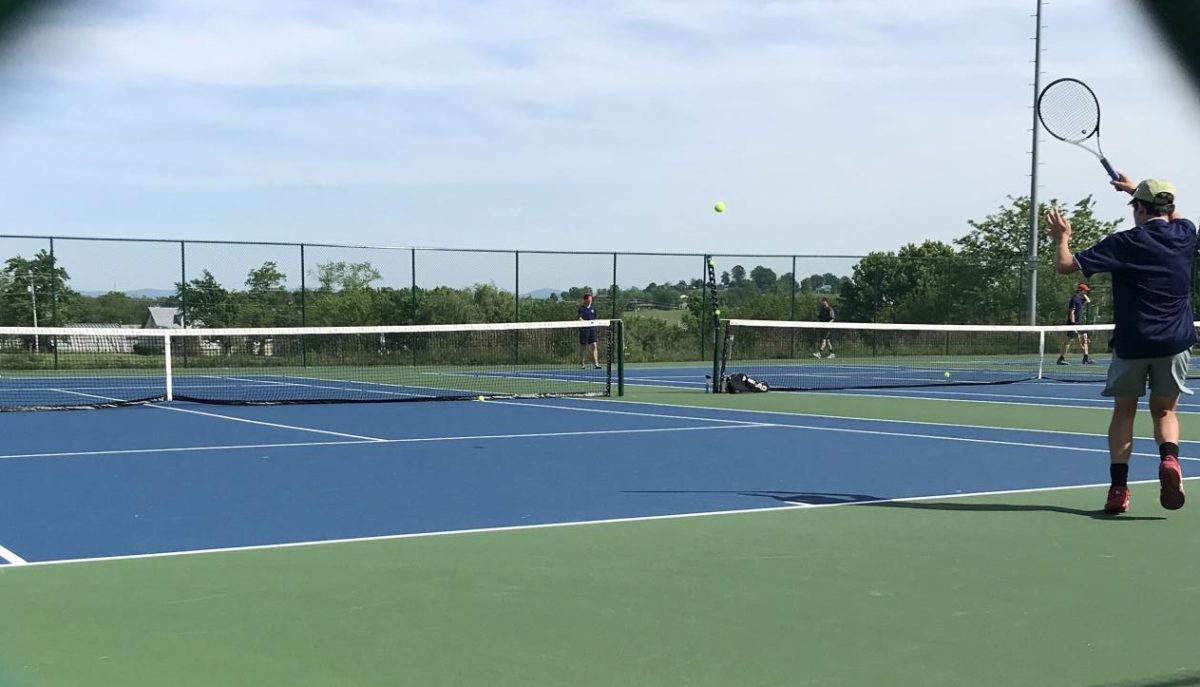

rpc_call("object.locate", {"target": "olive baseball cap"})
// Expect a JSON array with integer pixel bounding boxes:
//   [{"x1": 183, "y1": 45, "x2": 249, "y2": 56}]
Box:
[{"x1": 1131, "y1": 179, "x2": 1176, "y2": 207}]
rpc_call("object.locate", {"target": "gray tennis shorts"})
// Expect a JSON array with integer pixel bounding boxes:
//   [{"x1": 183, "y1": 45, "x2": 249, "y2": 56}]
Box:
[{"x1": 1103, "y1": 350, "x2": 1193, "y2": 398}]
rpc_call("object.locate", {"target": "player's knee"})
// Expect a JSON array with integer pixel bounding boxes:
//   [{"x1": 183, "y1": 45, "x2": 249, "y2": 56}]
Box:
[{"x1": 1149, "y1": 395, "x2": 1179, "y2": 417}]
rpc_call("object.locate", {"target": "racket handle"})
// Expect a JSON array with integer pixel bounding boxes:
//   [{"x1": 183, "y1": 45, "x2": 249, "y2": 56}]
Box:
[{"x1": 1100, "y1": 158, "x2": 1118, "y2": 180}]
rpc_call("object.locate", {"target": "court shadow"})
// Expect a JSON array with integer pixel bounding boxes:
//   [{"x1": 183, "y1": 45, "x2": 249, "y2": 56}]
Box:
[
  {"x1": 624, "y1": 490, "x2": 1166, "y2": 521},
  {"x1": 867, "y1": 499, "x2": 1166, "y2": 522},
  {"x1": 1090, "y1": 673, "x2": 1200, "y2": 687}
]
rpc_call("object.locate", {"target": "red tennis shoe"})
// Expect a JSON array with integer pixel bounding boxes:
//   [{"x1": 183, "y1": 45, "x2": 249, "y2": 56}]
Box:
[
  {"x1": 1159, "y1": 457, "x2": 1186, "y2": 511},
  {"x1": 1104, "y1": 486, "x2": 1130, "y2": 514}
]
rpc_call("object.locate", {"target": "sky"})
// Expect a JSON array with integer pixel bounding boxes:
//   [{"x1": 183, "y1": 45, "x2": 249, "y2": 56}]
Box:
[{"x1": 0, "y1": 0, "x2": 1198, "y2": 293}]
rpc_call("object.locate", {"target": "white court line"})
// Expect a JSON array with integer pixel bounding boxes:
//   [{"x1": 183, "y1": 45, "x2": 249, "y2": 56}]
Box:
[
  {"x1": 502, "y1": 399, "x2": 1192, "y2": 461},
  {"x1": 807, "y1": 389, "x2": 1200, "y2": 414},
  {"x1": 0, "y1": 439, "x2": 378, "y2": 461},
  {"x1": 0, "y1": 424, "x2": 768, "y2": 462},
  {"x1": 51, "y1": 389, "x2": 388, "y2": 442},
  {"x1": 585, "y1": 396, "x2": 1200, "y2": 443},
  {"x1": 0, "y1": 543, "x2": 27, "y2": 565},
  {"x1": 220, "y1": 375, "x2": 412, "y2": 398},
  {"x1": 856, "y1": 386, "x2": 1200, "y2": 410},
  {"x1": 486, "y1": 399, "x2": 765, "y2": 426},
  {"x1": 8, "y1": 476, "x2": 1193, "y2": 570}
]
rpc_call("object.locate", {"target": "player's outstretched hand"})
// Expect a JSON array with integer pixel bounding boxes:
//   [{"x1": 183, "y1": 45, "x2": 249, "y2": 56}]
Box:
[{"x1": 1047, "y1": 207, "x2": 1072, "y2": 242}]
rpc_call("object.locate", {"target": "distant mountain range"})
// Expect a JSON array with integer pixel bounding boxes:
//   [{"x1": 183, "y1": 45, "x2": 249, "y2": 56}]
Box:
[{"x1": 79, "y1": 289, "x2": 175, "y2": 299}]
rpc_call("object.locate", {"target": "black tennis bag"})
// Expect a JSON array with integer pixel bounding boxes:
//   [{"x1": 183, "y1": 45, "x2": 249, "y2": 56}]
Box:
[{"x1": 724, "y1": 372, "x2": 770, "y2": 393}]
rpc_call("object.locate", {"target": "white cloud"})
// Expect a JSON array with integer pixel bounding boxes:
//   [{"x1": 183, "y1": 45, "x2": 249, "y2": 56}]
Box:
[{"x1": 0, "y1": 0, "x2": 1196, "y2": 289}]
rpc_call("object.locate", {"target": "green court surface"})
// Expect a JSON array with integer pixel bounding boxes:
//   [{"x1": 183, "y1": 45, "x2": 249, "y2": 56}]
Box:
[{"x1": 2, "y1": 387, "x2": 1199, "y2": 687}]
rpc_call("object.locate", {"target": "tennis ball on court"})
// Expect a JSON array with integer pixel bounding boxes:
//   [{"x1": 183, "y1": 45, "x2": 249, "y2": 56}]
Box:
[
  {"x1": 944, "y1": 371, "x2": 951, "y2": 379},
  {"x1": 714, "y1": 201, "x2": 725, "y2": 213},
  {"x1": 477, "y1": 395, "x2": 486, "y2": 401}
]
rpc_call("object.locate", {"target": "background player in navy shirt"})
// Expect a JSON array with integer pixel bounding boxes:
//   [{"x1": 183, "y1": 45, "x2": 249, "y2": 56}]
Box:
[
  {"x1": 1056, "y1": 284, "x2": 1093, "y2": 366},
  {"x1": 813, "y1": 298, "x2": 836, "y2": 359},
  {"x1": 1049, "y1": 174, "x2": 1194, "y2": 514},
  {"x1": 578, "y1": 293, "x2": 601, "y2": 369}
]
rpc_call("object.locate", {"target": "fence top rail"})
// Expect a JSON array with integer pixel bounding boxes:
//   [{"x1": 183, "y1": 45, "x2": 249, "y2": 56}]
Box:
[
  {"x1": 0, "y1": 233, "x2": 906, "y2": 260},
  {"x1": 0, "y1": 320, "x2": 620, "y2": 339}
]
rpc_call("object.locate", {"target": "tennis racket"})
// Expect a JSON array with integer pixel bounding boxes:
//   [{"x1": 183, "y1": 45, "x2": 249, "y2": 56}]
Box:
[{"x1": 1036, "y1": 77, "x2": 1118, "y2": 180}]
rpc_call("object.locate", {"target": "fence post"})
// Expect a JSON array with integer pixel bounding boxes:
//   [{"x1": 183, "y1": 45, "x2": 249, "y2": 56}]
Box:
[
  {"x1": 179, "y1": 241, "x2": 188, "y2": 368},
  {"x1": 410, "y1": 249, "x2": 418, "y2": 325},
  {"x1": 299, "y1": 244, "x2": 308, "y2": 367},
  {"x1": 514, "y1": 251, "x2": 520, "y2": 322},
  {"x1": 49, "y1": 237, "x2": 58, "y2": 368},
  {"x1": 790, "y1": 255, "x2": 797, "y2": 359},
  {"x1": 699, "y1": 255, "x2": 709, "y2": 360},
  {"x1": 299, "y1": 244, "x2": 307, "y2": 326},
  {"x1": 611, "y1": 252, "x2": 618, "y2": 319}
]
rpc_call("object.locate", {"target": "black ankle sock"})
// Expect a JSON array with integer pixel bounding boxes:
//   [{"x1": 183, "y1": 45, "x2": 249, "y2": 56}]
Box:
[
  {"x1": 1111, "y1": 463, "x2": 1129, "y2": 487},
  {"x1": 1160, "y1": 442, "x2": 1180, "y2": 460}
]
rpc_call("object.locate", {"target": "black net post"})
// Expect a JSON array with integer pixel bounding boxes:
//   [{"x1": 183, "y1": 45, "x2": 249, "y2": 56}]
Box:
[
  {"x1": 616, "y1": 319, "x2": 625, "y2": 396},
  {"x1": 706, "y1": 255, "x2": 721, "y2": 393}
]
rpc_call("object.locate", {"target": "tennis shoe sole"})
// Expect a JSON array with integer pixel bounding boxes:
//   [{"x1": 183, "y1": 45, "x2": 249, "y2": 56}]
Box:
[{"x1": 1160, "y1": 458, "x2": 1186, "y2": 510}]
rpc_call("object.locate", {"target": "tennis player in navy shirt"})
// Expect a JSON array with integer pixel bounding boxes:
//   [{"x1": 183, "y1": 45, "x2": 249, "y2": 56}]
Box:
[
  {"x1": 1049, "y1": 173, "x2": 1195, "y2": 514},
  {"x1": 578, "y1": 293, "x2": 601, "y2": 369}
]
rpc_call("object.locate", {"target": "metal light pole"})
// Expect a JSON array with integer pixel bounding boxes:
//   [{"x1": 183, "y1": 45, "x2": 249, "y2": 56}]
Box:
[{"x1": 1027, "y1": 0, "x2": 1045, "y2": 325}]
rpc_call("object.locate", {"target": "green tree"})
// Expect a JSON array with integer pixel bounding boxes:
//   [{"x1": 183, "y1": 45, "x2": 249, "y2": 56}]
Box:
[
  {"x1": 955, "y1": 195, "x2": 1119, "y2": 324},
  {"x1": 240, "y1": 261, "x2": 296, "y2": 327},
  {"x1": 75, "y1": 292, "x2": 156, "y2": 325},
  {"x1": 729, "y1": 265, "x2": 747, "y2": 286},
  {"x1": 750, "y1": 266, "x2": 777, "y2": 292},
  {"x1": 0, "y1": 250, "x2": 75, "y2": 326},
  {"x1": 176, "y1": 270, "x2": 236, "y2": 328},
  {"x1": 314, "y1": 261, "x2": 382, "y2": 292},
  {"x1": 840, "y1": 241, "x2": 963, "y2": 323}
]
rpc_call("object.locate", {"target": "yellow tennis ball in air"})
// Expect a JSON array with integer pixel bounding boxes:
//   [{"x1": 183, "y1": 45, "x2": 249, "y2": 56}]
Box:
[{"x1": 714, "y1": 201, "x2": 725, "y2": 213}]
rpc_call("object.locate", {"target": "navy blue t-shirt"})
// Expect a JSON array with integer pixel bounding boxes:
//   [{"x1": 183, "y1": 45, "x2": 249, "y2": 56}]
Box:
[
  {"x1": 578, "y1": 304, "x2": 596, "y2": 321},
  {"x1": 1067, "y1": 294, "x2": 1086, "y2": 324},
  {"x1": 1075, "y1": 218, "x2": 1197, "y2": 359},
  {"x1": 818, "y1": 305, "x2": 835, "y2": 323}
]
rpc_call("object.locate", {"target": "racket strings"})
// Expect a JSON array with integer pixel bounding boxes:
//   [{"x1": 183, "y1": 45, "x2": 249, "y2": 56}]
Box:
[{"x1": 1038, "y1": 82, "x2": 1101, "y2": 142}]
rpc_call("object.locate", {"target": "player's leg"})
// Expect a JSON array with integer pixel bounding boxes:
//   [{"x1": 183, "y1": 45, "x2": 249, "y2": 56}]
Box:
[
  {"x1": 591, "y1": 341, "x2": 600, "y2": 368},
  {"x1": 1148, "y1": 352, "x2": 1190, "y2": 509},
  {"x1": 1101, "y1": 355, "x2": 1148, "y2": 513},
  {"x1": 1080, "y1": 333, "x2": 1091, "y2": 364},
  {"x1": 1057, "y1": 332, "x2": 1074, "y2": 365},
  {"x1": 1104, "y1": 397, "x2": 1138, "y2": 513}
]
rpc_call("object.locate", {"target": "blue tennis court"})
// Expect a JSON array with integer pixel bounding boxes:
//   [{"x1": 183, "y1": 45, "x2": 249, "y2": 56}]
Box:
[{"x1": 0, "y1": 393, "x2": 1188, "y2": 566}]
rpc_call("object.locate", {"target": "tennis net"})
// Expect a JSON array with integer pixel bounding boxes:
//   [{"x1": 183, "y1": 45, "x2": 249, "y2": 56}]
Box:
[
  {"x1": 0, "y1": 320, "x2": 621, "y2": 411},
  {"x1": 716, "y1": 319, "x2": 1200, "y2": 392}
]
